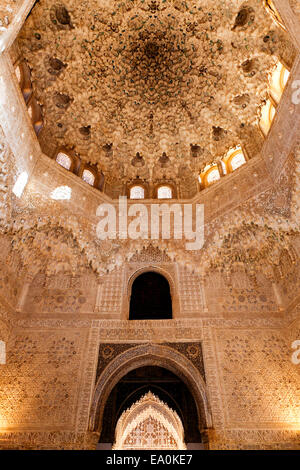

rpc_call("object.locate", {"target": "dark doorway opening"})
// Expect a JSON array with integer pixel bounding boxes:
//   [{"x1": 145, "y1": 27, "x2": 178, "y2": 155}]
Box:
[
  {"x1": 129, "y1": 271, "x2": 172, "y2": 320},
  {"x1": 99, "y1": 366, "x2": 202, "y2": 445}
]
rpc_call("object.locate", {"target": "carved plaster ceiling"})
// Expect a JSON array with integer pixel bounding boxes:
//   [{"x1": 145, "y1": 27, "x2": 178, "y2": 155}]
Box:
[
  {"x1": 17, "y1": 0, "x2": 289, "y2": 184},
  {"x1": 0, "y1": 0, "x2": 297, "y2": 282}
]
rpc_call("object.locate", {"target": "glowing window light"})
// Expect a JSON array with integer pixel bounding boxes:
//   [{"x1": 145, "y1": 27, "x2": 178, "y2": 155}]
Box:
[
  {"x1": 225, "y1": 146, "x2": 246, "y2": 172},
  {"x1": 259, "y1": 99, "x2": 275, "y2": 136},
  {"x1": 130, "y1": 185, "x2": 144, "y2": 199},
  {"x1": 56, "y1": 152, "x2": 72, "y2": 170},
  {"x1": 230, "y1": 152, "x2": 246, "y2": 171},
  {"x1": 12, "y1": 171, "x2": 28, "y2": 198},
  {"x1": 82, "y1": 169, "x2": 95, "y2": 186},
  {"x1": 50, "y1": 186, "x2": 71, "y2": 200},
  {"x1": 270, "y1": 62, "x2": 290, "y2": 104},
  {"x1": 15, "y1": 65, "x2": 21, "y2": 83},
  {"x1": 157, "y1": 186, "x2": 172, "y2": 199},
  {"x1": 206, "y1": 167, "x2": 220, "y2": 185},
  {"x1": 28, "y1": 105, "x2": 33, "y2": 119}
]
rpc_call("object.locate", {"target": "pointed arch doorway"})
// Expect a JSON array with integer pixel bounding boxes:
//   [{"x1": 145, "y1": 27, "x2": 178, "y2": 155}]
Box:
[
  {"x1": 90, "y1": 344, "x2": 212, "y2": 450},
  {"x1": 113, "y1": 391, "x2": 186, "y2": 450}
]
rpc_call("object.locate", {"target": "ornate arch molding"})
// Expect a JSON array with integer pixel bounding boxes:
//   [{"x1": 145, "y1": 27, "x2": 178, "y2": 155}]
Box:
[
  {"x1": 125, "y1": 265, "x2": 180, "y2": 318},
  {"x1": 89, "y1": 343, "x2": 212, "y2": 436}
]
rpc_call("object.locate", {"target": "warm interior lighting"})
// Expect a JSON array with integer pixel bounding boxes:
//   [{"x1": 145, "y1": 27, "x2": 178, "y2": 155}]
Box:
[
  {"x1": 50, "y1": 186, "x2": 72, "y2": 200},
  {"x1": 12, "y1": 172, "x2": 28, "y2": 198}
]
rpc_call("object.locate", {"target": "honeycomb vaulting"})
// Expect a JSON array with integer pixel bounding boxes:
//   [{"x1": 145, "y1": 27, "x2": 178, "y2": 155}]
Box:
[{"x1": 17, "y1": 0, "x2": 289, "y2": 183}]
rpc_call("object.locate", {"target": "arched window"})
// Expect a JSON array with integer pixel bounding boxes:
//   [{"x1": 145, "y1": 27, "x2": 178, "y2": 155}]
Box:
[
  {"x1": 259, "y1": 99, "x2": 275, "y2": 136},
  {"x1": 270, "y1": 61, "x2": 290, "y2": 104},
  {"x1": 129, "y1": 272, "x2": 172, "y2": 320},
  {"x1": 130, "y1": 185, "x2": 145, "y2": 199},
  {"x1": 82, "y1": 168, "x2": 95, "y2": 186},
  {"x1": 223, "y1": 146, "x2": 246, "y2": 173},
  {"x1": 56, "y1": 152, "x2": 72, "y2": 170},
  {"x1": 157, "y1": 186, "x2": 172, "y2": 199},
  {"x1": 199, "y1": 164, "x2": 221, "y2": 188},
  {"x1": 202, "y1": 166, "x2": 220, "y2": 187},
  {"x1": 207, "y1": 168, "x2": 220, "y2": 184}
]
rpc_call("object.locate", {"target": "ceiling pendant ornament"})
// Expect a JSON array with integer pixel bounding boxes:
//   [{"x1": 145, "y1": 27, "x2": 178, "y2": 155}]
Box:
[{"x1": 131, "y1": 152, "x2": 145, "y2": 167}]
